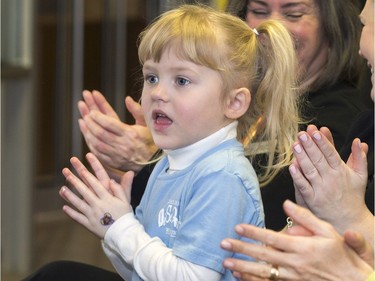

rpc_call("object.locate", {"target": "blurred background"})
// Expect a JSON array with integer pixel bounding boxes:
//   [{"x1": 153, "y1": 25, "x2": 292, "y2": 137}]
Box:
[{"x1": 1, "y1": 0, "x2": 226, "y2": 280}]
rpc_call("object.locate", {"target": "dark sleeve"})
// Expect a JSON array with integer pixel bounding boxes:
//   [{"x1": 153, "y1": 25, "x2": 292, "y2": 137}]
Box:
[
  {"x1": 365, "y1": 179, "x2": 374, "y2": 215},
  {"x1": 130, "y1": 162, "x2": 156, "y2": 210},
  {"x1": 339, "y1": 111, "x2": 374, "y2": 215},
  {"x1": 259, "y1": 168, "x2": 296, "y2": 231},
  {"x1": 302, "y1": 80, "x2": 371, "y2": 151},
  {"x1": 250, "y1": 154, "x2": 296, "y2": 231},
  {"x1": 130, "y1": 149, "x2": 164, "y2": 210}
]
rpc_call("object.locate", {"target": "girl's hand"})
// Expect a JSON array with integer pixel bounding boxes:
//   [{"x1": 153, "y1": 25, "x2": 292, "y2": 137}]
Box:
[{"x1": 59, "y1": 153, "x2": 134, "y2": 238}]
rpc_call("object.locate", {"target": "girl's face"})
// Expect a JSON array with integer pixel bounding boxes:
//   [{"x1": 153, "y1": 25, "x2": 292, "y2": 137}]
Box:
[
  {"x1": 359, "y1": 0, "x2": 374, "y2": 100},
  {"x1": 141, "y1": 48, "x2": 231, "y2": 150},
  {"x1": 245, "y1": 0, "x2": 329, "y2": 86}
]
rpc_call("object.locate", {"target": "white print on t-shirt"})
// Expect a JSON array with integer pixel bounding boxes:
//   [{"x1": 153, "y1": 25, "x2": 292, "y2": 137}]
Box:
[{"x1": 158, "y1": 199, "x2": 181, "y2": 237}]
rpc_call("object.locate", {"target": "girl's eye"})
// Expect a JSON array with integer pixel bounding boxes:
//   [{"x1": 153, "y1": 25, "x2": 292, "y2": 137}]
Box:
[
  {"x1": 145, "y1": 74, "x2": 158, "y2": 84},
  {"x1": 176, "y1": 77, "x2": 190, "y2": 86}
]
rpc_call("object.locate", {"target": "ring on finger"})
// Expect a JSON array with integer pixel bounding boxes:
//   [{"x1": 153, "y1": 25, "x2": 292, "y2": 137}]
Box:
[{"x1": 269, "y1": 265, "x2": 279, "y2": 281}]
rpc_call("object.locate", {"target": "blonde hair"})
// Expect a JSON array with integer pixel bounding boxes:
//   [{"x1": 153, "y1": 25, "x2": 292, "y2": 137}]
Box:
[{"x1": 138, "y1": 4, "x2": 300, "y2": 185}]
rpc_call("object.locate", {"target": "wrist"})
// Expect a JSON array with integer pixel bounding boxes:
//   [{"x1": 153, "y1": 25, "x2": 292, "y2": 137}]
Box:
[{"x1": 333, "y1": 204, "x2": 373, "y2": 238}]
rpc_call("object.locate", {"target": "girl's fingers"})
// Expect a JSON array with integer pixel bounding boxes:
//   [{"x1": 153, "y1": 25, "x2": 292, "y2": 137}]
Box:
[
  {"x1": 64, "y1": 155, "x2": 111, "y2": 200},
  {"x1": 59, "y1": 186, "x2": 90, "y2": 214},
  {"x1": 71, "y1": 154, "x2": 111, "y2": 190},
  {"x1": 63, "y1": 171, "x2": 100, "y2": 206},
  {"x1": 85, "y1": 153, "x2": 111, "y2": 188},
  {"x1": 109, "y1": 179, "x2": 128, "y2": 202},
  {"x1": 69, "y1": 157, "x2": 92, "y2": 188},
  {"x1": 120, "y1": 171, "x2": 134, "y2": 201},
  {"x1": 62, "y1": 204, "x2": 90, "y2": 228}
]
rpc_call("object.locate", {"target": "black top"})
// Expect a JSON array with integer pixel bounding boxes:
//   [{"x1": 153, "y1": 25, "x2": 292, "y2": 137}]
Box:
[
  {"x1": 131, "y1": 77, "x2": 373, "y2": 230},
  {"x1": 339, "y1": 109, "x2": 374, "y2": 214}
]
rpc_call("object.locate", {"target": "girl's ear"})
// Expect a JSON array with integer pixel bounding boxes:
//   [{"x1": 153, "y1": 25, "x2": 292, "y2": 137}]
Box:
[{"x1": 224, "y1": 87, "x2": 251, "y2": 119}]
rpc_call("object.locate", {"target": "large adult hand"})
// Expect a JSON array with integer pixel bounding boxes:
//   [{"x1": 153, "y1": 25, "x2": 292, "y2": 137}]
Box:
[
  {"x1": 78, "y1": 90, "x2": 158, "y2": 173},
  {"x1": 289, "y1": 124, "x2": 371, "y2": 236},
  {"x1": 221, "y1": 200, "x2": 374, "y2": 281},
  {"x1": 60, "y1": 152, "x2": 134, "y2": 238}
]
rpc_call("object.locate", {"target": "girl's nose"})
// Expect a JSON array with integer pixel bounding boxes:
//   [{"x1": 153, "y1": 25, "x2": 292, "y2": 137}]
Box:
[{"x1": 150, "y1": 84, "x2": 169, "y2": 102}]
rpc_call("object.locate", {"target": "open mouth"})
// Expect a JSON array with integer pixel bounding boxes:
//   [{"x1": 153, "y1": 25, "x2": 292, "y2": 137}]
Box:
[{"x1": 152, "y1": 112, "x2": 173, "y2": 125}]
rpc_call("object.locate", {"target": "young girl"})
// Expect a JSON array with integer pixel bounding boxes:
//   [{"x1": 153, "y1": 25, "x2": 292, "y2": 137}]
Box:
[{"x1": 58, "y1": 4, "x2": 299, "y2": 281}]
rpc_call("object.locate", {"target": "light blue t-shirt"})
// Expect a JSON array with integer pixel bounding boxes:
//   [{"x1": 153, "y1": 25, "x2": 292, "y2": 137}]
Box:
[{"x1": 134, "y1": 139, "x2": 264, "y2": 280}]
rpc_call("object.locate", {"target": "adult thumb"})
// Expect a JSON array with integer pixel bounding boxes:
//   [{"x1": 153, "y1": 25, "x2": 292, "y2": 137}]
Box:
[{"x1": 125, "y1": 96, "x2": 147, "y2": 126}]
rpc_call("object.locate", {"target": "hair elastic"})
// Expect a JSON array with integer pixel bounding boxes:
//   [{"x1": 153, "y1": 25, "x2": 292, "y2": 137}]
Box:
[{"x1": 252, "y1": 28, "x2": 259, "y2": 36}]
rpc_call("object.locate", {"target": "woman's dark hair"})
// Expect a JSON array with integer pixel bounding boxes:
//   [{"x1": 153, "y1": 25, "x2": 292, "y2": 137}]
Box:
[{"x1": 226, "y1": 0, "x2": 365, "y2": 91}]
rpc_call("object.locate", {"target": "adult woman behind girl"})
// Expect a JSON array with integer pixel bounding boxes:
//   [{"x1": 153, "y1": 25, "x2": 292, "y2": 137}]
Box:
[
  {"x1": 221, "y1": 1, "x2": 374, "y2": 279},
  {"x1": 228, "y1": 0, "x2": 373, "y2": 229}
]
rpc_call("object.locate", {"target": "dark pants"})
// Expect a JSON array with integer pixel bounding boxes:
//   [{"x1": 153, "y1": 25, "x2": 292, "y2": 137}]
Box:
[{"x1": 22, "y1": 261, "x2": 124, "y2": 281}]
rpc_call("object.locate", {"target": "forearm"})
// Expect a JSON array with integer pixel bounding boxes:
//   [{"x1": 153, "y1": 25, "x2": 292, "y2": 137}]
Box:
[
  {"x1": 103, "y1": 213, "x2": 220, "y2": 281},
  {"x1": 102, "y1": 242, "x2": 133, "y2": 280}
]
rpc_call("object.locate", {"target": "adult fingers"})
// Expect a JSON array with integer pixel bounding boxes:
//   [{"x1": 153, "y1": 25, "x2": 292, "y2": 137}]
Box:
[
  {"x1": 346, "y1": 138, "x2": 368, "y2": 177},
  {"x1": 224, "y1": 258, "x2": 298, "y2": 281},
  {"x1": 306, "y1": 130, "x2": 342, "y2": 170},
  {"x1": 318, "y1": 126, "x2": 334, "y2": 145},
  {"x1": 88, "y1": 110, "x2": 127, "y2": 137},
  {"x1": 282, "y1": 200, "x2": 338, "y2": 237},
  {"x1": 79, "y1": 116, "x2": 115, "y2": 161},
  {"x1": 233, "y1": 272, "x2": 267, "y2": 281},
  {"x1": 285, "y1": 225, "x2": 313, "y2": 236},
  {"x1": 78, "y1": 100, "x2": 89, "y2": 118},
  {"x1": 92, "y1": 90, "x2": 119, "y2": 118},
  {"x1": 125, "y1": 96, "x2": 147, "y2": 126},
  {"x1": 82, "y1": 90, "x2": 100, "y2": 111},
  {"x1": 289, "y1": 161, "x2": 314, "y2": 206},
  {"x1": 294, "y1": 132, "x2": 330, "y2": 179},
  {"x1": 222, "y1": 225, "x2": 299, "y2": 255},
  {"x1": 292, "y1": 137, "x2": 324, "y2": 186},
  {"x1": 223, "y1": 259, "x2": 273, "y2": 280}
]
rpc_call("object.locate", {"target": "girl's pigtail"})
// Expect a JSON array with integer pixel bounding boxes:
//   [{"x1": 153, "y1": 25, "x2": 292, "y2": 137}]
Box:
[{"x1": 245, "y1": 20, "x2": 301, "y2": 186}]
